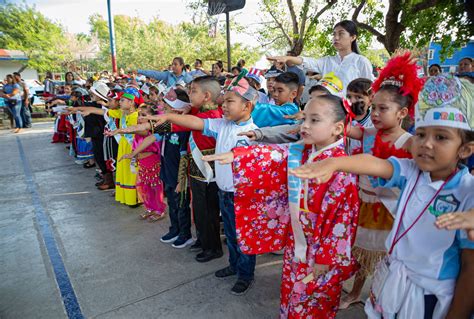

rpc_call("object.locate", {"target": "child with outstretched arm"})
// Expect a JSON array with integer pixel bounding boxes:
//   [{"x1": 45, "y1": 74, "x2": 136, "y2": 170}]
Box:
[{"x1": 291, "y1": 75, "x2": 474, "y2": 319}]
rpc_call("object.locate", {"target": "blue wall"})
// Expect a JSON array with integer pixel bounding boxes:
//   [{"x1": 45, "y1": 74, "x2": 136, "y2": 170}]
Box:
[{"x1": 428, "y1": 41, "x2": 474, "y2": 73}]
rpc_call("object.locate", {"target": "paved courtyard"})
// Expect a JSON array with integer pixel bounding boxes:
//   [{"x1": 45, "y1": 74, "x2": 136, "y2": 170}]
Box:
[{"x1": 0, "y1": 122, "x2": 367, "y2": 319}]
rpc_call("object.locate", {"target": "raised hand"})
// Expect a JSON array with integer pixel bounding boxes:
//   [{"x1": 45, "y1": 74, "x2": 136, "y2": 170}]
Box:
[
  {"x1": 289, "y1": 158, "x2": 335, "y2": 182},
  {"x1": 202, "y1": 152, "x2": 234, "y2": 165},
  {"x1": 237, "y1": 130, "x2": 257, "y2": 141},
  {"x1": 266, "y1": 56, "x2": 290, "y2": 64}
]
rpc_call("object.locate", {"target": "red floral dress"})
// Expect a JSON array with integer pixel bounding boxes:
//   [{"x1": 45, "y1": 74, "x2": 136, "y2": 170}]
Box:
[{"x1": 232, "y1": 142, "x2": 360, "y2": 319}]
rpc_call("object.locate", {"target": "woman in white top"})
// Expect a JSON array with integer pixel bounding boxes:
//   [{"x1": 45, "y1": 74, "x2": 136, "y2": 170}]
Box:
[{"x1": 268, "y1": 20, "x2": 374, "y2": 95}]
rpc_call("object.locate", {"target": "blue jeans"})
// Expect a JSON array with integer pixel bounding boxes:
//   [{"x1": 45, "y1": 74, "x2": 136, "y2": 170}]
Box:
[
  {"x1": 7, "y1": 100, "x2": 23, "y2": 128},
  {"x1": 20, "y1": 100, "x2": 32, "y2": 128},
  {"x1": 164, "y1": 185, "x2": 191, "y2": 239},
  {"x1": 218, "y1": 190, "x2": 256, "y2": 281}
]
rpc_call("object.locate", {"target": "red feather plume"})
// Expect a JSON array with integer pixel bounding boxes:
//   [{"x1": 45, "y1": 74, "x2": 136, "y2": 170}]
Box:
[{"x1": 372, "y1": 52, "x2": 425, "y2": 118}]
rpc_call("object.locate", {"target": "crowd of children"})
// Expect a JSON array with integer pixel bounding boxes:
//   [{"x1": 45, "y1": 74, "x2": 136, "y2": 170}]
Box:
[{"x1": 41, "y1": 21, "x2": 474, "y2": 318}]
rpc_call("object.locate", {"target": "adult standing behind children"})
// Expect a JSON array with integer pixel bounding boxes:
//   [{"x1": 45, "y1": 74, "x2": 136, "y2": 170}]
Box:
[
  {"x1": 13, "y1": 72, "x2": 32, "y2": 128},
  {"x1": 137, "y1": 57, "x2": 193, "y2": 88},
  {"x1": 268, "y1": 20, "x2": 374, "y2": 95}
]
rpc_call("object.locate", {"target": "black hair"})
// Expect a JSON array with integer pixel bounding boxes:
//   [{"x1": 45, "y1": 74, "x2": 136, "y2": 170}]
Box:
[
  {"x1": 191, "y1": 75, "x2": 221, "y2": 103},
  {"x1": 215, "y1": 60, "x2": 224, "y2": 71},
  {"x1": 185, "y1": 64, "x2": 191, "y2": 71},
  {"x1": 334, "y1": 20, "x2": 359, "y2": 54},
  {"x1": 237, "y1": 59, "x2": 245, "y2": 68},
  {"x1": 316, "y1": 94, "x2": 349, "y2": 123},
  {"x1": 460, "y1": 129, "x2": 474, "y2": 144},
  {"x1": 231, "y1": 66, "x2": 242, "y2": 73},
  {"x1": 173, "y1": 57, "x2": 185, "y2": 65},
  {"x1": 65, "y1": 72, "x2": 74, "y2": 83},
  {"x1": 429, "y1": 64, "x2": 442, "y2": 72},
  {"x1": 309, "y1": 85, "x2": 331, "y2": 95},
  {"x1": 195, "y1": 59, "x2": 203, "y2": 65},
  {"x1": 174, "y1": 88, "x2": 190, "y2": 103},
  {"x1": 378, "y1": 84, "x2": 413, "y2": 109},
  {"x1": 275, "y1": 72, "x2": 299, "y2": 91},
  {"x1": 460, "y1": 57, "x2": 472, "y2": 63},
  {"x1": 347, "y1": 78, "x2": 373, "y2": 116}
]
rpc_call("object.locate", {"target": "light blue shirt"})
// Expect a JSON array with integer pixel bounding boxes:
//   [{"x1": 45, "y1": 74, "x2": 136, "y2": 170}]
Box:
[{"x1": 137, "y1": 70, "x2": 193, "y2": 88}]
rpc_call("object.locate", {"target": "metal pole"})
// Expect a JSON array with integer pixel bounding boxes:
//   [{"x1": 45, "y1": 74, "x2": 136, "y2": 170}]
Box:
[
  {"x1": 226, "y1": 11, "x2": 231, "y2": 72},
  {"x1": 107, "y1": 0, "x2": 117, "y2": 73}
]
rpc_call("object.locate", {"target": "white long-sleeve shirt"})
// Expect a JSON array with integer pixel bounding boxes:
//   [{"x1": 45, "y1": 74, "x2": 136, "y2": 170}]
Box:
[{"x1": 301, "y1": 52, "x2": 375, "y2": 95}]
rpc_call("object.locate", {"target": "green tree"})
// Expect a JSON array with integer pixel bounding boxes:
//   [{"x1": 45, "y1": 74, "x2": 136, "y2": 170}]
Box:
[
  {"x1": 351, "y1": 0, "x2": 472, "y2": 58},
  {"x1": 0, "y1": 3, "x2": 71, "y2": 72},
  {"x1": 88, "y1": 14, "x2": 261, "y2": 71}
]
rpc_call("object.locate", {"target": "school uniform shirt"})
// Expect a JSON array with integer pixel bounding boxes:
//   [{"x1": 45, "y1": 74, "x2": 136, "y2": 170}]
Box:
[
  {"x1": 202, "y1": 118, "x2": 258, "y2": 192},
  {"x1": 157, "y1": 132, "x2": 190, "y2": 188},
  {"x1": 380, "y1": 157, "x2": 474, "y2": 282},
  {"x1": 251, "y1": 102, "x2": 299, "y2": 128},
  {"x1": 301, "y1": 52, "x2": 374, "y2": 94}
]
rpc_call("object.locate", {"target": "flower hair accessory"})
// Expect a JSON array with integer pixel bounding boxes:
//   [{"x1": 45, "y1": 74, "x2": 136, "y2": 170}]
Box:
[{"x1": 372, "y1": 52, "x2": 425, "y2": 118}]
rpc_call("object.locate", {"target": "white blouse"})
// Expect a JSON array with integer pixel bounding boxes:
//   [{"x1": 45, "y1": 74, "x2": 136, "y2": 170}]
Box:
[{"x1": 302, "y1": 52, "x2": 375, "y2": 95}]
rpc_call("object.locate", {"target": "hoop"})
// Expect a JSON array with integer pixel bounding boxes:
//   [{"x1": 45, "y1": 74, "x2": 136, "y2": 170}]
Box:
[
  {"x1": 207, "y1": 2, "x2": 226, "y2": 37},
  {"x1": 208, "y1": 1, "x2": 227, "y2": 16}
]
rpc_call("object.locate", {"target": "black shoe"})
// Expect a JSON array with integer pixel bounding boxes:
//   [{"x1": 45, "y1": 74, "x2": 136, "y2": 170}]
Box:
[
  {"x1": 189, "y1": 240, "x2": 202, "y2": 252},
  {"x1": 215, "y1": 266, "x2": 236, "y2": 278},
  {"x1": 128, "y1": 203, "x2": 142, "y2": 208},
  {"x1": 195, "y1": 250, "x2": 223, "y2": 263},
  {"x1": 230, "y1": 279, "x2": 254, "y2": 296},
  {"x1": 95, "y1": 180, "x2": 104, "y2": 187}
]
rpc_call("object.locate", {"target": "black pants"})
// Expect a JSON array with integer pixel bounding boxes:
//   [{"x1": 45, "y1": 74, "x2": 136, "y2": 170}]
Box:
[
  {"x1": 91, "y1": 135, "x2": 107, "y2": 174},
  {"x1": 165, "y1": 185, "x2": 192, "y2": 239},
  {"x1": 190, "y1": 178, "x2": 222, "y2": 253}
]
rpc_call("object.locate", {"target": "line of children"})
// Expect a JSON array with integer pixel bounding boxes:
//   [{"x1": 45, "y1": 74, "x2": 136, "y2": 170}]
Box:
[
  {"x1": 48, "y1": 54, "x2": 473, "y2": 319},
  {"x1": 291, "y1": 74, "x2": 474, "y2": 318}
]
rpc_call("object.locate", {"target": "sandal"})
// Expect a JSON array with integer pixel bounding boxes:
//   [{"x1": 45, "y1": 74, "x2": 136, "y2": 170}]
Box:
[
  {"x1": 139, "y1": 211, "x2": 154, "y2": 220},
  {"x1": 147, "y1": 213, "x2": 166, "y2": 222}
]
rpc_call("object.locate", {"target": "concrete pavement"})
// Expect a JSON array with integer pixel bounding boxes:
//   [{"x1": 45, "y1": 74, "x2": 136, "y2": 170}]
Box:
[{"x1": 0, "y1": 122, "x2": 367, "y2": 319}]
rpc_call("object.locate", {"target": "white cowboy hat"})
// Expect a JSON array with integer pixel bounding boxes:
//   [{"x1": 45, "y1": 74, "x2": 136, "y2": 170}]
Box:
[{"x1": 90, "y1": 81, "x2": 110, "y2": 101}]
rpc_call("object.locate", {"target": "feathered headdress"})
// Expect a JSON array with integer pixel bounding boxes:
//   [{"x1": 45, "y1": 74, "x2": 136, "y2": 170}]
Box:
[{"x1": 372, "y1": 52, "x2": 425, "y2": 117}]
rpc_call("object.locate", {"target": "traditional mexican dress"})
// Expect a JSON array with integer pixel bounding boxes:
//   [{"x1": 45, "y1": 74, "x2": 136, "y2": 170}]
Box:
[
  {"x1": 232, "y1": 140, "x2": 360, "y2": 319},
  {"x1": 108, "y1": 109, "x2": 139, "y2": 206},
  {"x1": 354, "y1": 127, "x2": 412, "y2": 275},
  {"x1": 134, "y1": 133, "x2": 166, "y2": 214}
]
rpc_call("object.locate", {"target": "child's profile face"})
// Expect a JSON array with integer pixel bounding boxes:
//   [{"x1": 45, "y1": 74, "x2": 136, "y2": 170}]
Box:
[
  {"x1": 64, "y1": 86, "x2": 72, "y2": 95},
  {"x1": 412, "y1": 126, "x2": 466, "y2": 181},
  {"x1": 300, "y1": 98, "x2": 343, "y2": 148},
  {"x1": 370, "y1": 90, "x2": 407, "y2": 130},
  {"x1": 138, "y1": 109, "x2": 149, "y2": 124},
  {"x1": 272, "y1": 81, "x2": 297, "y2": 106},
  {"x1": 149, "y1": 91, "x2": 159, "y2": 102},
  {"x1": 266, "y1": 77, "x2": 276, "y2": 93},
  {"x1": 222, "y1": 91, "x2": 250, "y2": 122},
  {"x1": 347, "y1": 90, "x2": 371, "y2": 115},
  {"x1": 119, "y1": 97, "x2": 134, "y2": 110},
  {"x1": 189, "y1": 82, "x2": 207, "y2": 107}
]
